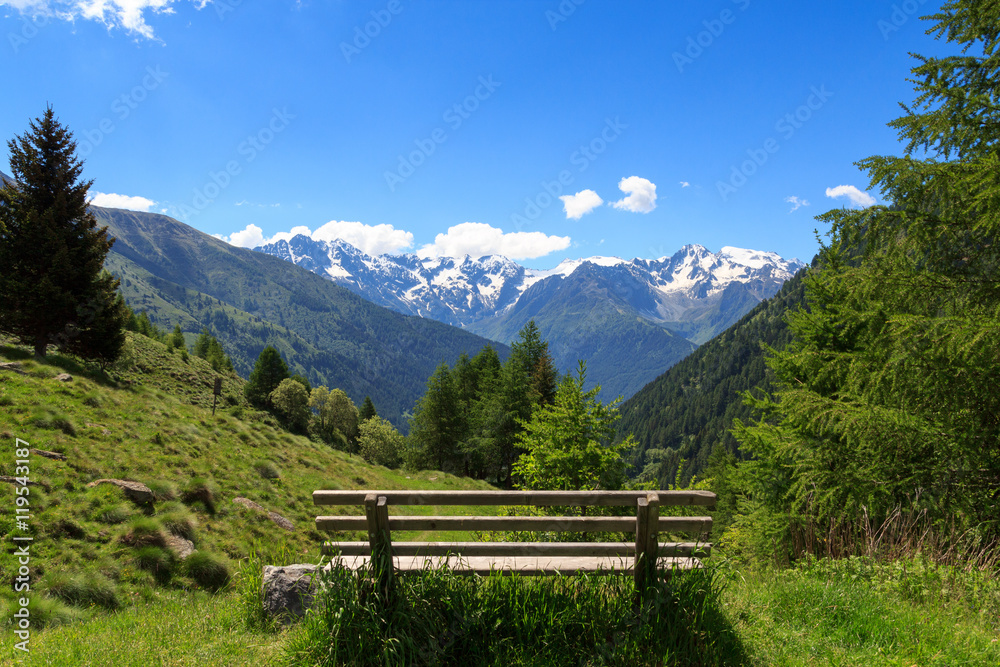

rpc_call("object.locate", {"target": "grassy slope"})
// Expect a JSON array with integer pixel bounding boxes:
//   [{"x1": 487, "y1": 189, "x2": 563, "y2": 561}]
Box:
[{"x1": 0, "y1": 334, "x2": 494, "y2": 640}]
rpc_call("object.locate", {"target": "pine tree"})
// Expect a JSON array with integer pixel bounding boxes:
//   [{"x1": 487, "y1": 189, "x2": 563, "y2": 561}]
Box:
[
  {"x1": 359, "y1": 395, "x2": 378, "y2": 422},
  {"x1": 0, "y1": 107, "x2": 125, "y2": 360},
  {"x1": 513, "y1": 362, "x2": 633, "y2": 491},
  {"x1": 733, "y1": 0, "x2": 1000, "y2": 556},
  {"x1": 245, "y1": 346, "x2": 289, "y2": 408}
]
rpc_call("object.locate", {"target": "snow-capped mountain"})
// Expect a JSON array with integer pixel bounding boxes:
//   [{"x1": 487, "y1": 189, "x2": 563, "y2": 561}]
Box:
[{"x1": 255, "y1": 235, "x2": 804, "y2": 333}]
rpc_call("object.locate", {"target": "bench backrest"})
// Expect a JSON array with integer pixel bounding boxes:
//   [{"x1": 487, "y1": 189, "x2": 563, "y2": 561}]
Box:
[{"x1": 314, "y1": 489, "x2": 715, "y2": 584}]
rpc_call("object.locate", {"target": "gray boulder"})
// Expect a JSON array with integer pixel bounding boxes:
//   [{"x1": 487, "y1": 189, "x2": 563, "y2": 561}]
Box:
[{"x1": 262, "y1": 564, "x2": 321, "y2": 624}]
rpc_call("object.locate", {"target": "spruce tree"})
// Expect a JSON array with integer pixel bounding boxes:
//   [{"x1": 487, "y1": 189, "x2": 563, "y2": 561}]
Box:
[
  {"x1": 0, "y1": 107, "x2": 125, "y2": 359},
  {"x1": 245, "y1": 346, "x2": 289, "y2": 408},
  {"x1": 359, "y1": 395, "x2": 378, "y2": 422}
]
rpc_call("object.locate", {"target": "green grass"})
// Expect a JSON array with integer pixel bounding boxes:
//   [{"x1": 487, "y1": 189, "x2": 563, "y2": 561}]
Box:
[
  {"x1": 0, "y1": 332, "x2": 496, "y2": 637},
  {"x1": 720, "y1": 555, "x2": 1000, "y2": 666}
]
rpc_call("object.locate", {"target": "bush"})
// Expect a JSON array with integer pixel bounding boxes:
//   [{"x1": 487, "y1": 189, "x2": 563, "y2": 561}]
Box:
[
  {"x1": 358, "y1": 416, "x2": 404, "y2": 469},
  {"x1": 185, "y1": 552, "x2": 231, "y2": 592},
  {"x1": 44, "y1": 571, "x2": 120, "y2": 610}
]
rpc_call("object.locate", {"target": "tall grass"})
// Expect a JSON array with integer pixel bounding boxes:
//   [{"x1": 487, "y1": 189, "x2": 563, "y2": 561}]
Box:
[{"x1": 282, "y1": 563, "x2": 747, "y2": 667}]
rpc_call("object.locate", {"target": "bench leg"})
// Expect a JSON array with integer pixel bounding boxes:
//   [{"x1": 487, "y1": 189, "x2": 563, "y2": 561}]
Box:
[{"x1": 365, "y1": 494, "x2": 394, "y2": 604}]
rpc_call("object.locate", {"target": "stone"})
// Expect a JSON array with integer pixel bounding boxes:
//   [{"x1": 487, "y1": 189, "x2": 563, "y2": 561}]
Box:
[
  {"x1": 31, "y1": 448, "x2": 67, "y2": 461},
  {"x1": 234, "y1": 497, "x2": 295, "y2": 531},
  {"x1": 262, "y1": 564, "x2": 321, "y2": 624},
  {"x1": 0, "y1": 362, "x2": 26, "y2": 375},
  {"x1": 55, "y1": 373, "x2": 73, "y2": 382},
  {"x1": 86, "y1": 479, "x2": 155, "y2": 504},
  {"x1": 165, "y1": 534, "x2": 196, "y2": 560}
]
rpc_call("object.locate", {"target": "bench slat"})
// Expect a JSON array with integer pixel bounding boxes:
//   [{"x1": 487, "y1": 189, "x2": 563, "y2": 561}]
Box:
[
  {"x1": 327, "y1": 554, "x2": 704, "y2": 575},
  {"x1": 324, "y1": 541, "x2": 711, "y2": 557},
  {"x1": 313, "y1": 490, "x2": 716, "y2": 507},
  {"x1": 316, "y1": 515, "x2": 712, "y2": 534}
]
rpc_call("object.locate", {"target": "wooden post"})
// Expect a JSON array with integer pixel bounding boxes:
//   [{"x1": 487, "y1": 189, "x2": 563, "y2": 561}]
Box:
[
  {"x1": 634, "y1": 493, "x2": 660, "y2": 602},
  {"x1": 364, "y1": 494, "x2": 393, "y2": 603}
]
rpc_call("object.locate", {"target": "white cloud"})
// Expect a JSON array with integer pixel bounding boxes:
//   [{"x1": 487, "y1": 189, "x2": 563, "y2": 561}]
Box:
[
  {"x1": 417, "y1": 222, "x2": 571, "y2": 260},
  {"x1": 311, "y1": 220, "x2": 414, "y2": 255},
  {"x1": 559, "y1": 189, "x2": 603, "y2": 220},
  {"x1": 825, "y1": 185, "x2": 876, "y2": 208},
  {"x1": 785, "y1": 195, "x2": 810, "y2": 213},
  {"x1": 220, "y1": 224, "x2": 267, "y2": 249},
  {"x1": 217, "y1": 220, "x2": 414, "y2": 254},
  {"x1": 611, "y1": 176, "x2": 657, "y2": 213},
  {"x1": 0, "y1": 1, "x2": 209, "y2": 39},
  {"x1": 89, "y1": 191, "x2": 156, "y2": 212},
  {"x1": 679, "y1": 181, "x2": 690, "y2": 188}
]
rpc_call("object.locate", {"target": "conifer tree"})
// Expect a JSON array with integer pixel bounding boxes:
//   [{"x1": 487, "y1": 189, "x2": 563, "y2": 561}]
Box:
[
  {"x1": 0, "y1": 107, "x2": 127, "y2": 360},
  {"x1": 733, "y1": 0, "x2": 1000, "y2": 555},
  {"x1": 359, "y1": 395, "x2": 378, "y2": 423},
  {"x1": 245, "y1": 346, "x2": 289, "y2": 408}
]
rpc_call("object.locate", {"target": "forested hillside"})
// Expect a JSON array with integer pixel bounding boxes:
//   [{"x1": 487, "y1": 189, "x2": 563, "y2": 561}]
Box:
[
  {"x1": 618, "y1": 265, "x2": 808, "y2": 487},
  {"x1": 94, "y1": 207, "x2": 506, "y2": 428}
]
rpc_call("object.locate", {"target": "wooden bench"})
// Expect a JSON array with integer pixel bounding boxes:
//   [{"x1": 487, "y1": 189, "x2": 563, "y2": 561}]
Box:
[{"x1": 313, "y1": 490, "x2": 715, "y2": 591}]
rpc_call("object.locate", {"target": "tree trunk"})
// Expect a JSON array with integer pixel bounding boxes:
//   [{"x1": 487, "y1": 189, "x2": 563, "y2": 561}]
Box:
[{"x1": 34, "y1": 336, "x2": 47, "y2": 358}]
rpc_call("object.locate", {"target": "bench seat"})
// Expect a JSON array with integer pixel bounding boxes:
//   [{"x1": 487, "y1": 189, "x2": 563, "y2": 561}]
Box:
[{"x1": 328, "y1": 554, "x2": 704, "y2": 575}]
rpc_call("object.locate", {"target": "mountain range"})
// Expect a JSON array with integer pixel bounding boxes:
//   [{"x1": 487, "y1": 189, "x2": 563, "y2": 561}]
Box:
[
  {"x1": 89, "y1": 207, "x2": 504, "y2": 429},
  {"x1": 256, "y1": 236, "x2": 805, "y2": 399}
]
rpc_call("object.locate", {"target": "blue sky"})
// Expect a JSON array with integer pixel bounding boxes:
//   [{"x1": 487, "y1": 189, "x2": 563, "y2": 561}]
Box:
[{"x1": 1, "y1": 0, "x2": 950, "y2": 269}]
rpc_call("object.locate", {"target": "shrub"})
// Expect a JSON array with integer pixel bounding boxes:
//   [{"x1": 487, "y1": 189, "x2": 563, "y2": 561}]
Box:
[{"x1": 185, "y1": 552, "x2": 231, "y2": 592}]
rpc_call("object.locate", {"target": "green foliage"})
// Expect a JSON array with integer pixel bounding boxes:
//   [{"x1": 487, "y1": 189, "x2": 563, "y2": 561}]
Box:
[
  {"x1": 308, "y1": 385, "x2": 358, "y2": 449},
  {"x1": 407, "y1": 323, "x2": 561, "y2": 482},
  {"x1": 0, "y1": 106, "x2": 126, "y2": 363},
  {"x1": 269, "y1": 378, "x2": 310, "y2": 433},
  {"x1": 192, "y1": 327, "x2": 233, "y2": 373},
  {"x1": 619, "y1": 270, "x2": 807, "y2": 487},
  {"x1": 134, "y1": 546, "x2": 175, "y2": 584},
  {"x1": 359, "y1": 394, "x2": 377, "y2": 422},
  {"x1": 513, "y1": 362, "x2": 633, "y2": 491},
  {"x1": 181, "y1": 477, "x2": 219, "y2": 515},
  {"x1": 358, "y1": 416, "x2": 404, "y2": 469},
  {"x1": 244, "y1": 345, "x2": 288, "y2": 408},
  {"x1": 732, "y1": 0, "x2": 1000, "y2": 561}
]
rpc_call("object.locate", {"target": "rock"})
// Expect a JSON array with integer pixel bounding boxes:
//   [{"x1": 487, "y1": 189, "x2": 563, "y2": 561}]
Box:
[
  {"x1": 31, "y1": 448, "x2": 67, "y2": 461},
  {"x1": 262, "y1": 564, "x2": 321, "y2": 624},
  {"x1": 86, "y1": 479, "x2": 154, "y2": 504},
  {"x1": 0, "y1": 362, "x2": 26, "y2": 375},
  {"x1": 267, "y1": 511, "x2": 295, "y2": 531},
  {"x1": 165, "y1": 534, "x2": 196, "y2": 560},
  {"x1": 0, "y1": 476, "x2": 46, "y2": 489},
  {"x1": 55, "y1": 373, "x2": 72, "y2": 382},
  {"x1": 234, "y1": 497, "x2": 295, "y2": 531}
]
